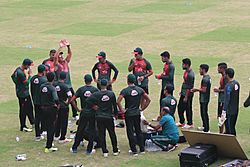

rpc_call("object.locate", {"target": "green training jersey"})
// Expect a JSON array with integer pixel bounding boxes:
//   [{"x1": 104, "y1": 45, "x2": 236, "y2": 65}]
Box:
[
  {"x1": 199, "y1": 75, "x2": 211, "y2": 103},
  {"x1": 75, "y1": 85, "x2": 99, "y2": 116},
  {"x1": 224, "y1": 80, "x2": 240, "y2": 115},
  {"x1": 87, "y1": 90, "x2": 118, "y2": 119},
  {"x1": 30, "y1": 75, "x2": 47, "y2": 105},
  {"x1": 218, "y1": 75, "x2": 228, "y2": 103},
  {"x1": 120, "y1": 85, "x2": 145, "y2": 117},
  {"x1": 11, "y1": 67, "x2": 30, "y2": 98},
  {"x1": 53, "y1": 81, "x2": 72, "y2": 108},
  {"x1": 40, "y1": 83, "x2": 59, "y2": 106},
  {"x1": 160, "y1": 95, "x2": 177, "y2": 116}
]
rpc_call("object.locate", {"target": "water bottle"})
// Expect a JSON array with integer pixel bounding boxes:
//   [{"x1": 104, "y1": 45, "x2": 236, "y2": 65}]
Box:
[
  {"x1": 16, "y1": 136, "x2": 20, "y2": 142},
  {"x1": 137, "y1": 76, "x2": 141, "y2": 85}
]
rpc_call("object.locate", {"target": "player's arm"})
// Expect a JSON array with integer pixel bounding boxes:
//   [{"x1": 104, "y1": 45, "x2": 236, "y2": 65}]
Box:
[
  {"x1": 144, "y1": 61, "x2": 153, "y2": 78},
  {"x1": 143, "y1": 120, "x2": 162, "y2": 130},
  {"x1": 110, "y1": 62, "x2": 119, "y2": 83},
  {"x1": 141, "y1": 93, "x2": 151, "y2": 111},
  {"x1": 91, "y1": 63, "x2": 98, "y2": 82},
  {"x1": 53, "y1": 47, "x2": 62, "y2": 71},
  {"x1": 65, "y1": 44, "x2": 72, "y2": 63},
  {"x1": 116, "y1": 95, "x2": 124, "y2": 113},
  {"x1": 52, "y1": 88, "x2": 60, "y2": 108},
  {"x1": 112, "y1": 93, "x2": 118, "y2": 116},
  {"x1": 244, "y1": 92, "x2": 250, "y2": 108},
  {"x1": 128, "y1": 59, "x2": 135, "y2": 72},
  {"x1": 20, "y1": 70, "x2": 32, "y2": 86}
]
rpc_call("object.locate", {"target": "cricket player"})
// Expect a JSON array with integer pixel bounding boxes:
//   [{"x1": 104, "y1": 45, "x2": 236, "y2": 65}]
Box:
[
  {"x1": 221, "y1": 68, "x2": 240, "y2": 136},
  {"x1": 30, "y1": 64, "x2": 48, "y2": 140},
  {"x1": 117, "y1": 74, "x2": 151, "y2": 156},
  {"x1": 87, "y1": 79, "x2": 119, "y2": 157},
  {"x1": 92, "y1": 51, "x2": 119, "y2": 91},
  {"x1": 128, "y1": 47, "x2": 153, "y2": 94},
  {"x1": 70, "y1": 74, "x2": 99, "y2": 155},
  {"x1": 176, "y1": 58, "x2": 195, "y2": 129},
  {"x1": 191, "y1": 64, "x2": 211, "y2": 132},
  {"x1": 213, "y1": 62, "x2": 228, "y2": 133},
  {"x1": 42, "y1": 49, "x2": 56, "y2": 72},
  {"x1": 11, "y1": 58, "x2": 35, "y2": 132}
]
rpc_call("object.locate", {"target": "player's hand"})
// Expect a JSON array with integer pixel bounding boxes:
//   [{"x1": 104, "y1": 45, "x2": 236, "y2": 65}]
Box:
[
  {"x1": 213, "y1": 87, "x2": 219, "y2": 93},
  {"x1": 28, "y1": 68, "x2": 32, "y2": 76},
  {"x1": 143, "y1": 120, "x2": 149, "y2": 125},
  {"x1": 191, "y1": 88, "x2": 198, "y2": 93},
  {"x1": 138, "y1": 76, "x2": 144, "y2": 82},
  {"x1": 64, "y1": 39, "x2": 70, "y2": 47},
  {"x1": 183, "y1": 96, "x2": 188, "y2": 103}
]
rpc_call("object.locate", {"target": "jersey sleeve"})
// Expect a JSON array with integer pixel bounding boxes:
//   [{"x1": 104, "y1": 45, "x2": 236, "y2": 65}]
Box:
[
  {"x1": 145, "y1": 60, "x2": 152, "y2": 71},
  {"x1": 112, "y1": 92, "x2": 118, "y2": 114},
  {"x1": 75, "y1": 88, "x2": 81, "y2": 98},
  {"x1": 159, "y1": 116, "x2": 167, "y2": 126},
  {"x1": 120, "y1": 88, "x2": 127, "y2": 97}
]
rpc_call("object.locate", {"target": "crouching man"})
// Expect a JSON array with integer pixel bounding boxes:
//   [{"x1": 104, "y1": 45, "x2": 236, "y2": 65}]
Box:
[{"x1": 144, "y1": 107, "x2": 179, "y2": 152}]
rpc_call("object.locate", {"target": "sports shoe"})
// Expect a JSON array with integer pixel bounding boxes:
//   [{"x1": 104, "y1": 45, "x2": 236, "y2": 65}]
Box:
[
  {"x1": 128, "y1": 150, "x2": 132, "y2": 154},
  {"x1": 113, "y1": 150, "x2": 120, "y2": 156},
  {"x1": 197, "y1": 126, "x2": 204, "y2": 131},
  {"x1": 139, "y1": 151, "x2": 146, "y2": 155},
  {"x1": 22, "y1": 127, "x2": 32, "y2": 132},
  {"x1": 54, "y1": 136, "x2": 60, "y2": 141},
  {"x1": 132, "y1": 153, "x2": 138, "y2": 157},
  {"x1": 41, "y1": 131, "x2": 47, "y2": 136},
  {"x1": 44, "y1": 147, "x2": 58, "y2": 153},
  {"x1": 176, "y1": 123, "x2": 185, "y2": 127},
  {"x1": 86, "y1": 149, "x2": 96, "y2": 155},
  {"x1": 70, "y1": 147, "x2": 77, "y2": 153},
  {"x1": 35, "y1": 136, "x2": 45, "y2": 142},
  {"x1": 182, "y1": 124, "x2": 194, "y2": 129},
  {"x1": 103, "y1": 153, "x2": 109, "y2": 158},
  {"x1": 31, "y1": 124, "x2": 35, "y2": 129},
  {"x1": 72, "y1": 115, "x2": 79, "y2": 121},
  {"x1": 58, "y1": 138, "x2": 72, "y2": 144},
  {"x1": 167, "y1": 144, "x2": 178, "y2": 152}
]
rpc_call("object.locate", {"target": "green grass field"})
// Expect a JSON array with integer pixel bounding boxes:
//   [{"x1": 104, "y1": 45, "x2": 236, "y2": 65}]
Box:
[{"x1": 0, "y1": 0, "x2": 250, "y2": 166}]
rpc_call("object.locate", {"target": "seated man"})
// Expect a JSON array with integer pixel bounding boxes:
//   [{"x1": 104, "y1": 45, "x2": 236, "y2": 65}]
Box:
[{"x1": 144, "y1": 107, "x2": 179, "y2": 152}]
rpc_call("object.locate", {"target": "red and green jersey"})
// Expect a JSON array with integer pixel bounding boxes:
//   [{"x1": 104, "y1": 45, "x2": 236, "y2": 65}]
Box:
[
  {"x1": 120, "y1": 85, "x2": 145, "y2": 117},
  {"x1": 92, "y1": 60, "x2": 119, "y2": 82},
  {"x1": 156, "y1": 62, "x2": 175, "y2": 90},
  {"x1": 218, "y1": 75, "x2": 228, "y2": 103},
  {"x1": 181, "y1": 69, "x2": 195, "y2": 97},
  {"x1": 129, "y1": 58, "x2": 152, "y2": 88},
  {"x1": 199, "y1": 75, "x2": 211, "y2": 103},
  {"x1": 43, "y1": 59, "x2": 55, "y2": 72},
  {"x1": 11, "y1": 67, "x2": 31, "y2": 98}
]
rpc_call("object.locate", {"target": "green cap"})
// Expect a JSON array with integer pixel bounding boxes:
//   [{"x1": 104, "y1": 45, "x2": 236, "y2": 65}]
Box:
[
  {"x1": 127, "y1": 74, "x2": 136, "y2": 83},
  {"x1": 38, "y1": 64, "x2": 46, "y2": 73},
  {"x1": 59, "y1": 71, "x2": 67, "y2": 80},
  {"x1": 84, "y1": 74, "x2": 92, "y2": 82}
]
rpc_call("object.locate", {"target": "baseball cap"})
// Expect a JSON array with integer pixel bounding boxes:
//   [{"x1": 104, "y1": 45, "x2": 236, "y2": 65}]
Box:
[
  {"x1": 22, "y1": 58, "x2": 34, "y2": 66},
  {"x1": 59, "y1": 71, "x2": 67, "y2": 80},
  {"x1": 84, "y1": 74, "x2": 93, "y2": 82},
  {"x1": 100, "y1": 79, "x2": 108, "y2": 86},
  {"x1": 132, "y1": 47, "x2": 143, "y2": 55},
  {"x1": 127, "y1": 74, "x2": 136, "y2": 83},
  {"x1": 96, "y1": 51, "x2": 106, "y2": 59},
  {"x1": 38, "y1": 64, "x2": 46, "y2": 73}
]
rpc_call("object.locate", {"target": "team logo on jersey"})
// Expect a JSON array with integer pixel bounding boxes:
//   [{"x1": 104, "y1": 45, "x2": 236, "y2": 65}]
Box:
[
  {"x1": 171, "y1": 99, "x2": 176, "y2": 105},
  {"x1": 42, "y1": 87, "x2": 48, "y2": 93},
  {"x1": 84, "y1": 91, "x2": 92, "y2": 97},
  {"x1": 101, "y1": 95, "x2": 110, "y2": 101},
  {"x1": 131, "y1": 90, "x2": 138, "y2": 96},
  {"x1": 234, "y1": 84, "x2": 239, "y2": 91},
  {"x1": 55, "y1": 86, "x2": 61, "y2": 91},
  {"x1": 34, "y1": 78, "x2": 39, "y2": 84}
]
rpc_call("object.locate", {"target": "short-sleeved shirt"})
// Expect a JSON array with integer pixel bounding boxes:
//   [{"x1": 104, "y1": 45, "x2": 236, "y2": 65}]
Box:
[
  {"x1": 158, "y1": 62, "x2": 175, "y2": 90},
  {"x1": 30, "y1": 75, "x2": 47, "y2": 105},
  {"x1": 55, "y1": 61, "x2": 72, "y2": 88},
  {"x1": 92, "y1": 60, "x2": 119, "y2": 82},
  {"x1": 40, "y1": 83, "x2": 59, "y2": 106},
  {"x1": 218, "y1": 75, "x2": 228, "y2": 103},
  {"x1": 43, "y1": 59, "x2": 55, "y2": 72},
  {"x1": 120, "y1": 85, "x2": 145, "y2": 117},
  {"x1": 75, "y1": 85, "x2": 99, "y2": 116},
  {"x1": 199, "y1": 75, "x2": 211, "y2": 103},
  {"x1": 181, "y1": 69, "x2": 195, "y2": 97},
  {"x1": 87, "y1": 90, "x2": 118, "y2": 119},
  {"x1": 224, "y1": 80, "x2": 240, "y2": 115},
  {"x1": 129, "y1": 58, "x2": 152, "y2": 88},
  {"x1": 11, "y1": 67, "x2": 30, "y2": 98},
  {"x1": 159, "y1": 114, "x2": 179, "y2": 141},
  {"x1": 160, "y1": 95, "x2": 177, "y2": 116},
  {"x1": 53, "y1": 81, "x2": 72, "y2": 108}
]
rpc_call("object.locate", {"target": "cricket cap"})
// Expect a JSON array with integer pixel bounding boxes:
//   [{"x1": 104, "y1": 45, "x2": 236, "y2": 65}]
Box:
[
  {"x1": 132, "y1": 47, "x2": 143, "y2": 55},
  {"x1": 96, "y1": 51, "x2": 106, "y2": 59}
]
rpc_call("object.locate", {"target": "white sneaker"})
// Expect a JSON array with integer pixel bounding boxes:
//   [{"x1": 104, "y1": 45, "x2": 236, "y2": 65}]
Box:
[
  {"x1": 54, "y1": 137, "x2": 60, "y2": 141},
  {"x1": 23, "y1": 127, "x2": 32, "y2": 132},
  {"x1": 72, "y1": 116, "x2": 79, "y2": 121},
  {"x1": 41, "y1": 131, "x2": 47, "y2": 136},
  {"x1": 86, "y1": 149, "x2": 96, "y2": 155},
  {"x1": 58, "y1": 138, "x2": 72, "y2": 144},
  {"x1": 182, "y1": 124, "x2": 194, "y2": 129},
  {"x1": 167, "y1": 144, "x2": 178, "y2": 152},
  {"x1": 113, "y1": 150, "x2": 120, "y2": 156},
  {"x1": 128, "y1": 150, "x2": 132, "y2": 154},
  {"x1": 103, "y1": 153, "x2": 109, "y2": 158},
  {"x1": 35, "y1": 136, "x2": 45, "y2": 142},
  {"x1": 197, "y1": 127, "x2": 204, "y2": 131}
]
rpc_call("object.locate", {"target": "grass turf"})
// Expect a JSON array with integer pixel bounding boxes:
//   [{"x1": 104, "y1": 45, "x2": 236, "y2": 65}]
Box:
[{"x1": 0, "y1": 0, "x2": 250, "y2": 166}]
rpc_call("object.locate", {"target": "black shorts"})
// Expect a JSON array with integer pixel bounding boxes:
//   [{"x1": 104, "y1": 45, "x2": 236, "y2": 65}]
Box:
[{"x1": 217, "y1": 102, "x2": 224, "y2": 117}]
